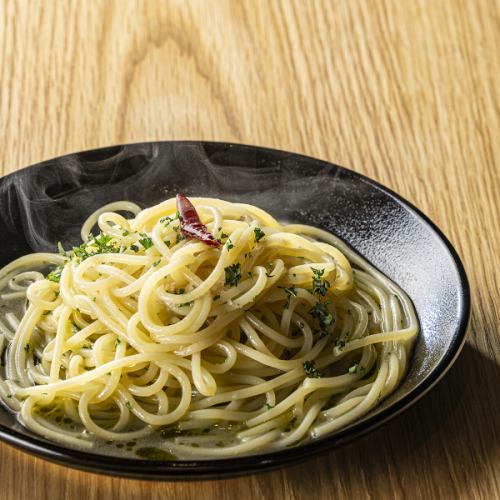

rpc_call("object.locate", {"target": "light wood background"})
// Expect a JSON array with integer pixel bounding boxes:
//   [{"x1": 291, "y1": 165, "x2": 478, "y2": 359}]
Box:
[{"x1": 0, "y1": 1, "x2": 499, "y2": 499}]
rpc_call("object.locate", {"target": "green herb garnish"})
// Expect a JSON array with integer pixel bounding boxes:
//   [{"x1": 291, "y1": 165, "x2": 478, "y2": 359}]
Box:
[
  {"x1": 303, "y1": 360, "x2": 323, "y2": 378},
  {"x1": 254, "y1": 227, "x2": 265, "y2": 242},
  {"x1": 224, "y1": 263, "x2": 242, "y2": 287},
  {"x1": 139, "y1": 235, "x2": 153, "y2": 249},
  {"x1": 160, "y1": 213, "x2": 179, "y2": 226},
  {"x1": 310, "y1": 267, "x2": 330, "y2": 297},
  {"x1": 46, "y1": 266, "x2": 63, "y2": 283},
  {"x1": 71, "y1": 232, "x2": 120, "y2": 261},
  {"x1": 309, "y1": 302, "x2": 334, "y2": 328}
]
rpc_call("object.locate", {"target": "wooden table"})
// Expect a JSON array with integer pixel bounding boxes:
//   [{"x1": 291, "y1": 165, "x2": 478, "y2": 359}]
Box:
[{"x1": 1, "y1": 1, "x2": 498, "y2": 498}]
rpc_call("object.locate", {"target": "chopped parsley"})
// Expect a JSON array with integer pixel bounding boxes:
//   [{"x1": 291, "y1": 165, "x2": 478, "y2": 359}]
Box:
[
  {"x1": 71, "y1": 232, "x2": 120, "y2": 261},
  {"x1": 46, "y1": 265, "x2": 63, "y2": 283},
  {"x1": 309, "y1": 302, "x2": 334, "y2": 328},
  {"x1": 160, "y1": 213, "x2": 179, "y2": 226},
  {"x1": 115, "y1": 338, "x2": 121, "y2": 348},
  {"x1": 138, "y1": 235, "x2": 154, "y2": 250},
  {"x1": 309, "y1": 302, "x2": 334, "y2": 337},
  {"x1": 152, "y1": 260, "x2": 161, "y2": 267},
  {"x1": 226, "y1": 238, "x2": 234, "y2": 251},
  {"x1": 310, "y1": 267, "x2": 330, "y2": 297},
  {"x1": 122, "y1": 230, "x2": 130, "y2": 236},
  {"x1": 125, "y1": 401, "x2": 133, "y2": 411},
  {"x1": 303, "y1": 360, "x2": 323, "y2": 378},
  {"x1": 224, "y1": 263, "x2": 242, "y2": 287},
  {"x1": 130, "y1": 244, "x2": 139, "y2": 252},
  {"x1": 254, "y1": 227, "x2": 265, "y2": 242},
  {"x1": 175, "y1": 233, "x2": 186, "y2": 244}
]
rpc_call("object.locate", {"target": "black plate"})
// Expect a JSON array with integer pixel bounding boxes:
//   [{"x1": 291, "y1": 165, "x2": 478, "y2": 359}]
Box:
[{"x1": 0, "y1": 142, "x2": 470, "y2": 480}]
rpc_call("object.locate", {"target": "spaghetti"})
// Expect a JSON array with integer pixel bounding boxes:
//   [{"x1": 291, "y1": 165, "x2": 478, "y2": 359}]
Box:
[{"x1": 0, "y1": 196, "x2": 418, "y2": 458}]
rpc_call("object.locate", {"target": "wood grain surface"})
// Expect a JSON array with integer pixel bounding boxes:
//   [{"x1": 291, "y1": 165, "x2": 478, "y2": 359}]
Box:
[{"x1": 0, "y1": 1, "x2": 499, "y2": 499}]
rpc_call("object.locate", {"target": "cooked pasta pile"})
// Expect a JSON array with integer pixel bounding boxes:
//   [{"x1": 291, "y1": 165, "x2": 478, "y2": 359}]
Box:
[{"x1": 0, "y1": 197, "x2": 418, "y2": 458}]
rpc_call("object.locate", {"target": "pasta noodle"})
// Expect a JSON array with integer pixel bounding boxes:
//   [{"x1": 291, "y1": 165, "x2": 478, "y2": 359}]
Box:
[{"x1": 0, "y1": 197, "x2": 418, "y2": 458}]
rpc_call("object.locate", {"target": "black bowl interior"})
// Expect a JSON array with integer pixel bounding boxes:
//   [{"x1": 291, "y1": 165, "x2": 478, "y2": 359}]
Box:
[{"x1": 0, "y1": 142, "x2": 470, "y2": 479}]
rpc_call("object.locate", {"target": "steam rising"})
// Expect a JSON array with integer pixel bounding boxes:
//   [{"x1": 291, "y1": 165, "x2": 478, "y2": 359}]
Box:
[
  {"x1": 0, "y1": 139, "x2": 434, "y2": 312},
  {"x1": 0, "y1": 142, "x2": 345, "y2": 264}
]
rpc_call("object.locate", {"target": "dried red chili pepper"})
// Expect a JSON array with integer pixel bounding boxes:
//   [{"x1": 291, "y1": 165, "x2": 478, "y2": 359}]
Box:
[{"x1": 176, "y1": 194, "x2": 220, "y2": 248}]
